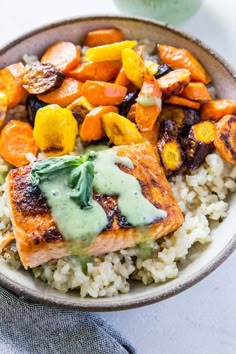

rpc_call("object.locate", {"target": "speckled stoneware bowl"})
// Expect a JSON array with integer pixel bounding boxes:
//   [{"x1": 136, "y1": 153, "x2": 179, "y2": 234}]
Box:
[{"x1": 0, "y1": 16, "x2": 235, "y2": 311}]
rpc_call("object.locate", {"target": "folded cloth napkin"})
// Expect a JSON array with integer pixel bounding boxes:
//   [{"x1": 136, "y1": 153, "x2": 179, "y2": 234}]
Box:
[{"x1": 0, "y1": 286, "x2": 135, "y2": 354}]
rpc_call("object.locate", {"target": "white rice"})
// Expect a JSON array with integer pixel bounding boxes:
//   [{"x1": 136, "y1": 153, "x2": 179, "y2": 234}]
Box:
[{"x1": 0, "y1": 150, "x2": 235, "y2": 298}]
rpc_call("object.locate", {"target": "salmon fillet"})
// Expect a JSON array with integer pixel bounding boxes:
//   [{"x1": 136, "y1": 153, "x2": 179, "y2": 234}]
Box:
[{"x1": 6, "y1": 142, "x2": 184, "y2": 268}]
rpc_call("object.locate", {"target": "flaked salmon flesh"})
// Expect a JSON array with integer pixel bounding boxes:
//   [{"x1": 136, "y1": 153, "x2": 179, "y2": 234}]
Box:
[{"x1": 6, "y1": 142, "x2": 184, "y2": 268}]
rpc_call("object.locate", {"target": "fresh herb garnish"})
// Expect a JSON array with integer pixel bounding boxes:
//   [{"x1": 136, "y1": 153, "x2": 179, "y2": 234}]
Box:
[{"x1": 30, "y1": 152, "x2": 96, "y2": 209}]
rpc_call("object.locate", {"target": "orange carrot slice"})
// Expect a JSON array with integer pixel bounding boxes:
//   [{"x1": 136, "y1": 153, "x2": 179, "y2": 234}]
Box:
[
  {"x1": 200, "y1": 99, "x2": 236, "y2": 121},
  {"x1": 114, "y1": 67, "x2": 131, "y2": 87},
  {"x1": 41, "y1": 41, "x2": 80, "y2": 73},
  {"x1": 214, "y1": 114, "x2": 236, "y2": 164},
  {"x1": 0, "y1": 120, "x2": 38, "y2": 167},
  {"x1": 80, "y1": 105, "x2": 118, "y2": 141},
  {"x1": 135, "y1": 75, "x2": 162, "y2": 132},
  {"x1": 164, "y1": 96, "x2": 200, "y2": 110},
  {"x1": 81, "y1": 80, "x2": 127, "y2": 106},
  {"x1": 84, "y1": 28, "x2": 124, "y2": 47},
  {"x1": 0, "y1": 63, "x2": 26, "y2": 108},
  {"x1": 69, "y1": 61, "x2": 121, "y2": 82},
  {"x1": 38, "y1": 77, "x2": 83, "y2": 107},
  {"x1": 158, "y1": 44, "x2": 211, "y2": 84},
  {"x1": 181, "y1": 82, "x2": 212, "y2": 101}
]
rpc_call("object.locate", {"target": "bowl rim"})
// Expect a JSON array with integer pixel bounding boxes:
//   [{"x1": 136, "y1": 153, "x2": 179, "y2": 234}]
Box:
[{"x1": 0, "y1": 15, "x2": 235, "y2": 311}]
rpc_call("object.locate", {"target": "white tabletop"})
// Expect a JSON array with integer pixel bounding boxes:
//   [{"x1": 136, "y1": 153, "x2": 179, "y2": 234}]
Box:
[{"x1": 1, "y1": 1, "x2": 235, "y2": 353}]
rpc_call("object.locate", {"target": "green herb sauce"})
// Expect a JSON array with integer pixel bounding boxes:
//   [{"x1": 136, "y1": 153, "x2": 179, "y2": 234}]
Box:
[{"x1": 38, "y1": 149, "x2": 167, "y2": 246}]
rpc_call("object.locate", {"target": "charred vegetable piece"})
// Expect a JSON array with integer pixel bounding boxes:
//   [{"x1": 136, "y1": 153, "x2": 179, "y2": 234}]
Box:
[
  {"x1": 26, "y1": 95, "x2": 47, "y2": 126},
  {"x1": 0, "y1": 120, "x2": 38, "y2": 167},
  {"x1": 158, "y1": 44, "x2": 211, "y2": 84},
  {"x1": 214, "y1": 115, "x2": 236, "y2": 164},
  {"x1": 0, "y1": 92, "x2": 8, "y2": 127},
  {"x1": 80, "y1": 106, "x2": 118, "y2": 141},
  {"x1": 67, "y1": 96, "x2": 94, "y2": 124},
  {"x1": 33, "y1": 105, "x2": 78, "y2": 157},
  {"x1": 84, "y1": 28, "x2": 125, "y2": 47},
  {"x1": 135, "y1": 75, "x2": 162, "y2": 132},
  {"x1": 118, "y1": 90, "x2": 139, "y2": 117},
  {"x1": 157, "y1": 69, "x2": 191, "y2": 98},
  {"x1": 122, "y1": 48, "x2": 147, "y2": 88},
  {"x1": 154, "y1": 64, "x2": 172, "y2": 79},
  {"x1": 22, "y1": 62, "x2": 65, "y2": 95},
  {"x1": 181, "y1": 82, "x2": 212, "y2": 102},
  {"x1": 127, "y1": 103, "x2": 137, "y2": 122},
  {"x1": 186, "y1": 121, "x2": 216, "y2": 169},
  {"x1": 0, "y1": 62, "x2": 26, "y2": 109},
  {"x1": 200, "y1": 99, "x2": 236, "y2": 121},
  {"x1": 83, "y1": 40, "x2": 137, "y2": 62},
  {"x1": 159, "y1": 104, "x2": 200, "y2": 135},
  {"x1": 102, "y1": 112, "x2": 143, "y2": 145},
  {"x1": 158, "y1": 120, "x2": 183, "y2": 172}
]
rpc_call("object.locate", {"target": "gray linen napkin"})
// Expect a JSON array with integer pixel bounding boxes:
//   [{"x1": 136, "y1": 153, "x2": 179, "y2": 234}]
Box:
[{"x1": 0, "y1": 286, "x2": 135, "y2": 354}]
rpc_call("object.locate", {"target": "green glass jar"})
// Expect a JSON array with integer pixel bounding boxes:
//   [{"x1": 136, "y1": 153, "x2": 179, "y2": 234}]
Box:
[{"x1": 113, "y1": 0, "x2": 203, "y2": 26}]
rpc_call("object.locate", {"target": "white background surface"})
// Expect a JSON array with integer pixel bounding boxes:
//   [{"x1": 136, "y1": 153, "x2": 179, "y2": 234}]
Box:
[{"x1": 0, "y1": 1, "x2": 235, "y2": 353}]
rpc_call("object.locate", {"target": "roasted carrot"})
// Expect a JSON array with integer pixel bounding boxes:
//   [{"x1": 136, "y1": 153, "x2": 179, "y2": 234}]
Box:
[
  {"x1": 81, "y1": 80, "x2": 127, "y2": 106},
  {"x1": 157, "y1": 68, "x2": 191, "y2": 97},
  {"x1": 114, "y1": 67, "x2": 131, "y2": 87},
  {"x1": 0, "y1": 63, "x2": 26, "y2": 108},
  {"x1": 41, "y1": 41, "x2": 80, "y2": 73},
  {"x1": 127, "y1": 103, "x2": 136, "y2": 122},
  {"x1": 200, "y1": 99, "x2": 236, "y2": 121},
  {"x1": 135, "y1": 75, "x2": 162, "y2": 132},
  {"x1": 0, "y1": 92, "x2": 8, "y2": 127},
  {"x1": 0, "y1": 120, "x2": 38, "y2": 167},
  {"x1": 38, "y1": 77, "x2": 83, "y2": 107},
  {"x1": 141, "y1": 122, "x2": 160, "y2": 149},
  {"x1": 80, "y1": 105, "x2": 118, "y2": 141},
  {"x1": 84, "y1": 28, "x2": 125, "y2": 47},
  {"x1": 164, "y1": 96, "x2": 200, "y2": 110},
  {"x1": 0, "y1": 232, "x2": 15, "y2": 253},
  {"x1": 214, "y1": 115, "x2": 236, "y2": 164},
  {"x1": 69, "y1": 60, "x2": 121, "y2": 82},
  {"x1": 181, "y1": 82, "x2": 212, "y2": 102},
  {"x1": 158, "y1": 44, "x2": 211, "y2": 84}
]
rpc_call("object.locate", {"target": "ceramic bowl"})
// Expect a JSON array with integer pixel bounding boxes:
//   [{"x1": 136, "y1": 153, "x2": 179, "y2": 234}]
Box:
[{"x1": 0, "y1": 16, "x2": 235, "y2": 311}]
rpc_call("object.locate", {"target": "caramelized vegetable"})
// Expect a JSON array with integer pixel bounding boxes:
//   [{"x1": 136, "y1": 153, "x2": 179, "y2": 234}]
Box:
[
  {"x1": 38, "y1": 77, "x2": 83, "y2": 107},
  {"x1": 80, "y1": 105, "x2": 118, "y2": 141},
  {"x1": 141, "y1": 122, "x2": 160, "y2": 149},
  {"x1": 200, "y1": 99, "x2": 236, "y2": 121},
  {"x1": 26, "y1": 95, "x2": 47, "y2": 126},
  {"x1": 0, "y1": 120, "x2": 38, "y2": 166},
  {"x1": 157, "y1": 69, "x2": 191, "y2": 98},
  {"x1": 118, "y1": 90, "x2": 139, "y2": 117},
  {"x1": 135, "y1": 75, "x2": 162, "y2": 131},
  {"x1": 127, "y1": 103, "x2": 137, "y2": 122},
  {"x1": 81, "y1": 80, "x2": 127, "y2": 106},
  {"x1": 114, "y1": 67, "x2": 131, "y2": 87},
  {"x1": 84, "y1": 28, "x2": 124, "y2": 47},
  {"x1": 102, "y1": 112, "x2": 143, "y2": 145},
  {"x1": 67, "y1": 96, "x2": 94, "y2": 124},
  {"x1": 122, "y1": 48, "x2": 147, "y2": 88},
  {"x1": 33, "y1": 105, "x2": 78, "y2": 156},
  {"x1": 214, "y1": 115, "x2": 236, "y2": 164},
  {"x1": 158, "y1": 44, "x2": 211, "y2": 84},
  {"x1": 23, "y1": 62, "x2": 65, "y2": 94},
  {"x1": 83, "y1": 40, "x2": 137, "y2": 62},
  {"x1": 181, "y1": 82, "x2": 211, "y2": 102},
  {"x1": 186, "y1": 121, "x2": 216, "y2": 169},
  {"x1": 164, "y1": 96, "x2": 200, "y2": 110},
  {"x1": 158, "y1": 120, "x2": 183, "y2": 172},
  {"x1": 41, "y1": 41, "x2": 80, "y2": 73},
  {"x1": 144, "y1": 60, "x2": 159, "y2": 76},
  {"x1": 0, "y1": 62, "x2": 26, "y2": 108},
  {"x1": 69, "y1": 61, "x2": 121, "y2": 82},
  {"x1": 0, "y1": 92, "x2": 8, "y2": 127},
  {"x1": 159, "y1": 104, "x2": 200, "y2": 134},
  {"x1": 154, "y1": 64, "x2": 172, "y2": 79}
]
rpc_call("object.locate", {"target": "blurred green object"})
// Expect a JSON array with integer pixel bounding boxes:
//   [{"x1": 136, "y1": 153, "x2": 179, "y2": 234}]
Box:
[{"x1": 113, "y1": 0, "x2": 203, "y2": 26}]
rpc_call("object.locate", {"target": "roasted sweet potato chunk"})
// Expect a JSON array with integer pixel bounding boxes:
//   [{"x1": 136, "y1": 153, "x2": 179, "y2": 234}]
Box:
[
  {"x1": 214, "y1": 115, "x2": 236, "y2": 164},
  {"x1": 186, "y1": 121, "x2": 216, "y2": 169},
  {"x1": 157, "y1": 69, "x2": 191, "y2": 98},
  {"x1": 23, "y1": 62, "x2": 65, "y2": 94},
  {"x1": 158, "y1": 120, "x2": 184, "y2": 173}
]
